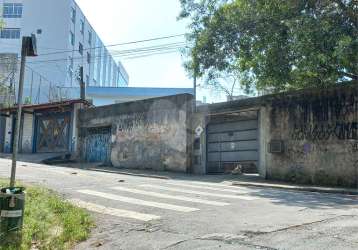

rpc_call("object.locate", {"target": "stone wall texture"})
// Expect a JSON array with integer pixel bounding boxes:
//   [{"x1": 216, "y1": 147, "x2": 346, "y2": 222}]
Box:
[
  {"x1": 78, "y1": 94, "x2": 193, "y2": 172},
  {"x1": 264, "y1": 84, "x2": 358, "y2": 188}
]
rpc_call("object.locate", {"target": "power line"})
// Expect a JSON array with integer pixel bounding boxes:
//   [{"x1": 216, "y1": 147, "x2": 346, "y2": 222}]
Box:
[
  {"x1": 22, "y1": 42, "x2": 186, "y2": 64},
  {"x1": 36, "y1": 33, "x2": 186, "y2": 57},
  {"x1": 121, "y1": 50, "x2": 182, "y2": 60},
  {"x1": 0, "y1": 40, "x2": 187, "y2": 64},
  {"x1": 2, "y1": 34, "x2": 185, "y2": 60}
]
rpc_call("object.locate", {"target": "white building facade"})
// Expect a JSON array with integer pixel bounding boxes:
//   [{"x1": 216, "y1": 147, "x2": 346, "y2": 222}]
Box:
[{"x1": 0, "y1": 0, "x2": 129, "y2": 103}]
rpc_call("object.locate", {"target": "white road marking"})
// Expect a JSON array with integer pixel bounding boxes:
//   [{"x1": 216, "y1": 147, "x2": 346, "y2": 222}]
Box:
[
  {"x1": 69, "y1": 199, "x2": 160, "y2": 221},
  {"x1": 140, "y1": 184, "x2": 257, "y2": 201},
  {"x1": 77, "y1": 190, "x2": 199, "y2": 212},
  {"x1": 165, "y1": 182, "x2": 249, "y2": 194},
  {"x1": 169, "y1": 180, "x2": 251, "y2": 190},
  {"x1": 111, "y1": 186, "x2": 229, "y2": 206}
]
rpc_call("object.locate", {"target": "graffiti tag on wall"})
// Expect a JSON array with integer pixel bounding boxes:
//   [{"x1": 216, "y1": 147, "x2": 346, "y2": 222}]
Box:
[
  {"x1": 281, "y1": 90, "x2": 358, "y2": 141},
  {"x1": 292, "y1": 122, "x2": 358, "y2": 141}
]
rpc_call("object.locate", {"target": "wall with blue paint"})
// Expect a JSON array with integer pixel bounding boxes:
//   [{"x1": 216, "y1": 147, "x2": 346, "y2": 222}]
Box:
[{"x1": 78, "y1": 94, "x2": 194, "y2": 172}]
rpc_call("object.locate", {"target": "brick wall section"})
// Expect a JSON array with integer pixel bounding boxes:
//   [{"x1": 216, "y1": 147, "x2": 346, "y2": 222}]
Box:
[{"x1": 77, "y1": 94, "x2": 194, "y2": 172}]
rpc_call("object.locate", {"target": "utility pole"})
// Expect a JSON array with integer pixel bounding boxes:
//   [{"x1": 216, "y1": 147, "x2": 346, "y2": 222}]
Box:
[
  {"x1": 10, "y1": 35, "x2": 37, "y2": 187},
  {"x1": 193, "y1": 55, "x2": 199, "y2": 113}
]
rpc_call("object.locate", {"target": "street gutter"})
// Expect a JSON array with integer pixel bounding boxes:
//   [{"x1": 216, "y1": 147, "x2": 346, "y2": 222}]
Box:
[{"x1": 231, "y1": 181, "x2": 358, "y2": 195}]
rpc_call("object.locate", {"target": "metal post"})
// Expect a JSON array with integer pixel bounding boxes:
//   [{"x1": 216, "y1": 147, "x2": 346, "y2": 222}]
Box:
[
  {"x1": 10, "y1": 37, "x2": 28, "y2": 188},
  {"x1": 193, "y1": 74, "x2": 197, "y2": 111},
  {"x1": 193, "y1": 55, "x2": 199, "y2": 113}
]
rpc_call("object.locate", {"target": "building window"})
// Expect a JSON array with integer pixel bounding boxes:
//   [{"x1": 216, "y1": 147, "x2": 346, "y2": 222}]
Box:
[
  {"x1": 79, "y1": 42, "x2": 83, "y2": 55},
  {"x1": 3, "y1": 3, "x2": 23, "y2": 18},
  {"x1": 71, "y1": 7, "x2": 76, "y2": 23},
  {"x1": 69, "y1": 31, "x2": 75, "y2": 46},
  {"x1": 80, "y1": 20, "x2": 84, "y2": 34},
  {"x1": 87, "y1": 52, "x2": 91, "y2": 64},
  {"x1": 0, "y1": 28, "x2": 20, "y2": 39},
  {"x1": 88, "y1": 31, "x2": 92, "y2": 45},
  {"x1": 86, "y1": 75, "x2": 89, "y2": 86}
]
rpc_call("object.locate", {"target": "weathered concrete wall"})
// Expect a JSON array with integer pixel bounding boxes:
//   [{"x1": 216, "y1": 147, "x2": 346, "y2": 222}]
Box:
[
  {"x1": 20, "y1": 113, "x2": 33, "y2": 153},
  {"x1": 3, "y1": 116, "x2": 12, "y2": 153},
  {"x1": 78, "y1": 94, "x2": 193, "y2": 172},
  {"x1": 191, "y1": 111, "x2": 208, "y2": 174},
  {"x1": 70, "y1": 103, "x2": 84, "y2": 153},
  {"x1": 264, "y1": 84, "x2": 358, "y2": 188}
]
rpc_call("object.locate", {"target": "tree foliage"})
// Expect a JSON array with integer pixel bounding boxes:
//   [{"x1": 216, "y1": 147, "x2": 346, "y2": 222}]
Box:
[{"x1": 179, "y1": 0, "x2": 358, "y2": 93}]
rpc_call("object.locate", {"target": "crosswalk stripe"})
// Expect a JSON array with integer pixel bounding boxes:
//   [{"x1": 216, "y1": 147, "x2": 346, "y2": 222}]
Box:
[
  {"x1": 165, "y1": 182, "x2": 249, "y2": 194},
  {"x1": 140, "y1": 184, "x2": 257, "y2": 201},
  {"x1": 170, "y1": 180, "x2": 250, "y2": 190},
  {"x1": 111, "y1": 186, "x2": 229, "y2": 206},
  {"x1": 69, "y1": 199, "x2": 160, "y2": 221},
  {"x1": 77, "y1": 190, "x2": 199, "y2": 212}
]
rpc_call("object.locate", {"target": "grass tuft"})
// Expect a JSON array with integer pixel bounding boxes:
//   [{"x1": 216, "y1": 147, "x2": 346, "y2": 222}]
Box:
[{"x1": 0, "y1": 179, "x2": 94, "y2": 250}]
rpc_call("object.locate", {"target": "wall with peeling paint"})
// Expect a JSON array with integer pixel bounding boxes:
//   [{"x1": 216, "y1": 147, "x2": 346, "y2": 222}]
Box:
[
  {"x1": 192, "y1": 84, "x2": 357, "y2": 187},
  {"x1": 264, "y1": 84, "x2": 358, "y2": 188},
  {"x1": 78, "y1": 94, "x2": 193, "y2": 172}
]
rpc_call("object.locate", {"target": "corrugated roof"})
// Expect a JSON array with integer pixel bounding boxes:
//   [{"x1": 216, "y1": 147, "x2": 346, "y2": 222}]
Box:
[{"x1": 0, "y1": 99, "x2": 92, "y2": 113}]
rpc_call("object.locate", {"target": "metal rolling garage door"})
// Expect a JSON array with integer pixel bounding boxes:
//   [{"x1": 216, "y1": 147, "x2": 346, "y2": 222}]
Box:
[{"x1": 207, "y1": 111, "x2": 259, "y2": 173}]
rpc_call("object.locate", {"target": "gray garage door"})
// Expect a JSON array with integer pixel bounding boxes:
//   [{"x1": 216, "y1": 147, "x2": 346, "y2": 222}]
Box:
[{"x1": 207, "y1": 112, "x2": 259, "y2": 173}]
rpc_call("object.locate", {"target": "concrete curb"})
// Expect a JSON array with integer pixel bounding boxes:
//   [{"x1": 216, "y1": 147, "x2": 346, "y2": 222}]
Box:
[
  {"x1": 88, "y1": 168, "x2": 171, "y2": 180},
  {"x1": 231, "y1": 181, "x2": 358, "y2": 195}
]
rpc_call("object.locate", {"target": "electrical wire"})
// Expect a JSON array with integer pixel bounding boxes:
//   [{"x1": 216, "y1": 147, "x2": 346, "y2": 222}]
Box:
[
  {"x1": 0, "y1": 41, "x2": 187, "y2": 65},
  {"x1": 23, "y1": 43, "x2": 187, "y2": 64},
  {"x1": 0, "y1": 33, "x2": 186, "y2": 61}
]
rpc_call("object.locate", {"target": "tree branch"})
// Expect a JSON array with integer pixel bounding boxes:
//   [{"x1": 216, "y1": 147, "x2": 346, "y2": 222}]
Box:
[
  {"x1": 332, "y1": 0, "x2": 358, "y2": 29},
  {"x1": 341, "y1": 71, "x2": 358, "y2": 80}
]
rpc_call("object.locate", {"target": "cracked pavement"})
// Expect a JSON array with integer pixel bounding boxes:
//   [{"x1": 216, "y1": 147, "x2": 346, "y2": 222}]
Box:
[{"x1": 0, "y1": 158, "x2": 357, "y2": 250}]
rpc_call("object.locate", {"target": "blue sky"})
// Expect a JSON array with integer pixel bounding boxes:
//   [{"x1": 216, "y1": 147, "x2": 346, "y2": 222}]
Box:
[{"x1": 75, "y1": 0, "x2": 225, "y2": 103}]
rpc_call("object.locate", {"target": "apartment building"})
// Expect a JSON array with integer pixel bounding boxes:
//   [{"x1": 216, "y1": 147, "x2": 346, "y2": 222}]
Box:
[{"x1": 0, "y1": 0, "x2": 129, "y2": 103}]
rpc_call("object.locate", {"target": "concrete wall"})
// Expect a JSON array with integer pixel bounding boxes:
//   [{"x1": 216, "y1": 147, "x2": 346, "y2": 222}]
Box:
[
  {"x1": 191, "y1": 112, "x2": 208, "y2": 174},
  {"x1": 70, "y1": 103, "x2": 84, "y2": 153},
  {"x1": 192, "y1": 84, "x2": 357, "y2": 187},
  {"x1": 263, "y1": 84, "x2": 358, "y2": 188},
  {"x1": 3, "y1": 116, "x2": 13, "y2": 153},
  {"x1": 78, "y1": 94, "x2": 194, "y2": 172},
  {"x1": 20, "y1": 113, "x2": 33, "y2": 153}
]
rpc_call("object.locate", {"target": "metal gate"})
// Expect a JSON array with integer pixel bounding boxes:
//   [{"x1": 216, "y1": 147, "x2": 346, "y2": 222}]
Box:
[
  {"x1": 206, "y1": 111, "x2": 259, "y2": 173},
  {"x1": 35, "y1": 113, "x2": 70, "y2": 153},
  {"x1": 85, "y1": 127, "x2": 111, "y2": 163}
]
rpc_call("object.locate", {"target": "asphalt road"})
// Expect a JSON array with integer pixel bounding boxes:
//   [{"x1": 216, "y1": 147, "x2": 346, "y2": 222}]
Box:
[{"x1": 0, "y1": 158, "x2": 357, "y2": 250}]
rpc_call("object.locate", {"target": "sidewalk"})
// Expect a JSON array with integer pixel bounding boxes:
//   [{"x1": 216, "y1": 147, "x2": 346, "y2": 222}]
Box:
[
  {"x1": 0, "y1": 153, "x2": 65, "y2": 163},
  {"x1": 2, "y1": 155, "x2": 356, "y2": 196},
  {"x1": 72, "y1": 164, "x2": 358, "y2": 196}
]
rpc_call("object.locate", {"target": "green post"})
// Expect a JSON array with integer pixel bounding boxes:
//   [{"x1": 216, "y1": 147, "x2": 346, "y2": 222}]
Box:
[{"x1": 0, "y1": 187, "x2": 25, "y2": 246}]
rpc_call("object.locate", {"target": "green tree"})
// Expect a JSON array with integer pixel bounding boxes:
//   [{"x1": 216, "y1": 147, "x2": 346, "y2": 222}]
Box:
[{"x1": 179, "y1": 0, "x2": 358, "y2": 93}]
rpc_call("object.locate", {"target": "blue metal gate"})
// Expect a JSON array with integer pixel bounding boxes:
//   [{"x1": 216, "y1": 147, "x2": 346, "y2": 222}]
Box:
[{"x1": 85, "y1": 127, "x2": 111, "y2": 163}]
